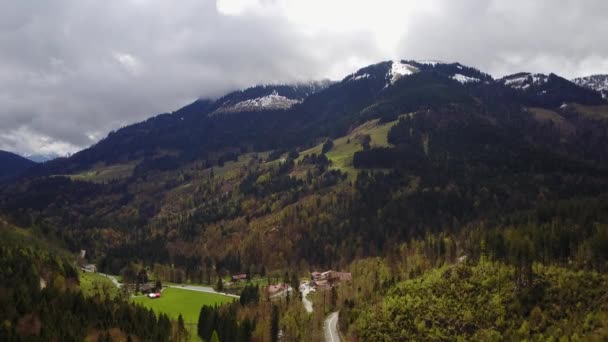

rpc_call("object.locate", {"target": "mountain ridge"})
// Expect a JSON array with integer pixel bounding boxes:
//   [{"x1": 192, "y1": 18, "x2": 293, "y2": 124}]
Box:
[{"x1": 0, "y1": 150, "x2": 37, "y2": 182}]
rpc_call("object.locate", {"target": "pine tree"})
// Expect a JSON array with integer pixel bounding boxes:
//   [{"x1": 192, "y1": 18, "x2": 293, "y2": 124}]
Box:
[
  {"x1": 177, "y1": 314, "x2": 188, "y2": 341},
  {"x1": 271, "y1": 305, "x2": 279, "y2": 342},
  {"x1": 210, "y1": 330, "x2": 220, "y2": 342},
  {"x1": 216, "y1": 276, "x2": 224, "y2": 292}
]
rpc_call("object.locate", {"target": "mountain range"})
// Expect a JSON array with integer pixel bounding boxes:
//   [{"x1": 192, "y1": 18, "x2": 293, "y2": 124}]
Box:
[
  {"x1": 2, "y1": 59, "x2": 608, "y2": 340},
  {"x1": 21, "y1": 60, "x2": 607, "y2": 177}
]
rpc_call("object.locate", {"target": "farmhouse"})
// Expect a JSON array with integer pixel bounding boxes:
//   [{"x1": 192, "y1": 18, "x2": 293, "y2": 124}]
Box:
[
  {"x1": 232, "y1": 274, "x2": 248, "y2": 282},
  {"x1": 267, "y1": 283, "x2": 292, "y2": 298},
  {"x1": 310, "y1": 270, "x2": 352, "y2": 288}
]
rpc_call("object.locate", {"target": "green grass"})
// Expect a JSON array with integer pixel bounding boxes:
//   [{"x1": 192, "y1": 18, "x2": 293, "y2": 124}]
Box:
[
  {"x1": 79, "y1": 272, "x2": 119, "y2": 298},
  {"x1": 67, "y1": 162, "x2": 137, "y2": 183},
  {"x1": 132, "y1": 287, "x2": 236, "y2": 341},
  {"x1": 299, "y1": 118, "x2": 399, "y2": 178},
  {"x1": 132, "y1": 287, "x2": 235, "y2": 323}
]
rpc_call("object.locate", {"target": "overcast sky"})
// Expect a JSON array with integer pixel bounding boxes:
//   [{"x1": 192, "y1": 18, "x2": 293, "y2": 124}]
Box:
[{"x1": 1, "y1": 0, "x2": 607, "y2": 156}]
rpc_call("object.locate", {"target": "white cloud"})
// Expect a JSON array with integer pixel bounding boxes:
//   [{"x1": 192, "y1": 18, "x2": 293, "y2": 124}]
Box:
[{"x1": 0, "y1": 0, "x2": 607, "y2": 155}]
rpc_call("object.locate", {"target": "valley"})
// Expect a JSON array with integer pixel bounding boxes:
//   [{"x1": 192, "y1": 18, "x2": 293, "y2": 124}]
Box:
[{"x1": 2, "y1": 59, "x2": 608, "y2": 341}]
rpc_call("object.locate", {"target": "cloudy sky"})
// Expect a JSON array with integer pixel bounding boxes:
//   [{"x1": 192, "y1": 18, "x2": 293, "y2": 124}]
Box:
[{"x1": 1, "y1": 0, "x2": 607, "y2": 156}]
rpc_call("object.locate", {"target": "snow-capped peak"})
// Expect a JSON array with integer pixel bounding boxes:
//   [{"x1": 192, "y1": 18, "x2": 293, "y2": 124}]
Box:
[{"x1": 388, "y1": 60, "x2": 418, "y2": 84}]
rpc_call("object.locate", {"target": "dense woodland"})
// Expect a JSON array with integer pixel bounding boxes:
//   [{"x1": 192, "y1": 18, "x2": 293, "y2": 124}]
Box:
[
  {"x1": 1, "y1": 60, "x2": 608, "y2": 340},
  {"x1": 0, "y1": 224, "x2": 173, "y2": 341}
]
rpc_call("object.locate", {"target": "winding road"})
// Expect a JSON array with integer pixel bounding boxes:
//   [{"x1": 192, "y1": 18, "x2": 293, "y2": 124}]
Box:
[
  {"x1": 324, "y1": 311, "x2": 340, "y2": 342},
  {"x1": 99, "y1": 273, "x2": 121, "y2": 288}
]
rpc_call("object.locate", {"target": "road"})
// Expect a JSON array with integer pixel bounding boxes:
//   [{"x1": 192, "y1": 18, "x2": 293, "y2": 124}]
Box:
[
  {"x1": 165, "y1": 284, "x2": 240, "y2": 298},
  {"x1": 299, "y1": 283, "x2": 314, "y2": 313},
  {"x1": 324, "y1": 311, "x2": 340, "y2": 342},
  {"x1": 99, "y1": 273, "x2": 121, "y2": 288},
  {"x1": 96, "y1": 275, "x2": 239, "y2": 298}
]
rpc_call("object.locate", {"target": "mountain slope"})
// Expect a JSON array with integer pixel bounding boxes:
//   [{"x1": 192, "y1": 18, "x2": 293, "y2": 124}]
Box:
[
  {"x1": 573, "y1": 74, "x2": 608, "y2": 99},
  {"x1": 0, "y1": 150, "x2": 37, "y2": 181},
  {"x1": 3, "y1": 59, "x2": 608, "y2": 272},
  {"x1": 2, "y1": 59, "x2": 608, "y2": 341},
  {"x1": 500, "y1": 72, "x2": 606, "y2": 107}
]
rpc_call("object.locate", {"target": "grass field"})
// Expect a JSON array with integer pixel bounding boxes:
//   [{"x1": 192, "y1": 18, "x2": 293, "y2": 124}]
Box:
[
  {"x1": 132, "y1": 287, "x2": 235, "y2": 323},
  {"x1": 67, "y1": 162, "x2": 137, "y2": 183},
  {"x1": 298, "y1": 118, "x2": 399, "y2": 178},
  {"x1": 133, "y1": 287, "x2": 235, "y2": 341},
  {"x1": 79, "y1": 272, "x2": 119, "y2": 298}
]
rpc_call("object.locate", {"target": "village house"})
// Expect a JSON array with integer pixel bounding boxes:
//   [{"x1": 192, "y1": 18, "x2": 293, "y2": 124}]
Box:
[
  {"x1": 310, "y1": 270, "x2": 352, "y2": 288},
  {"x1": 232, "y1": 274, "x2": 248, "y2": 282},
  {"x1": 267, "y1": 283, "x2": 292, "y2": 298}
]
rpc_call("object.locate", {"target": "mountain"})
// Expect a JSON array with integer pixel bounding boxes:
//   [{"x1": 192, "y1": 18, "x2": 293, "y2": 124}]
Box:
[
  {"x1": 25, "y1": 152, "x2": 62, "y2": 163},
  {"x1": 499, "y1": 72, "x2": 606, "y2": 107},
  {"x1": 573, "y1": 74, "x2": 608, "y2": 99},
  {"x1": 6, "y1": 58, "x2": 608, "y2": 262},
  {"x1": 0, "y1": 150, "x2": 37, "y2": 181},
  {"x1": 3, "y1": 59, "x2": 608, "y2": 340},
  {"x1": 211, "y1": 81, "x2": 333, "y2": 114}
]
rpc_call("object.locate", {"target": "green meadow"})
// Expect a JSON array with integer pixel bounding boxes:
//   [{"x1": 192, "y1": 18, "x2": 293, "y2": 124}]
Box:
[{"x1": 132, "y1": 287, "x2": 235, "y2": 322}]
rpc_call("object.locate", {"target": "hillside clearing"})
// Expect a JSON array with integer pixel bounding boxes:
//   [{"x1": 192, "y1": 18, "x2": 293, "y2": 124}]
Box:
[{"x1": 299, "y1": 118, "x2": 399, "y2": 178}]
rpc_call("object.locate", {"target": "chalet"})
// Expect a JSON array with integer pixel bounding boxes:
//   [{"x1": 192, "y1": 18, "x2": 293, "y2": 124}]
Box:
[
  {"x1": 310, "y1": 270, "x2": 352, "y2": 288},
  {"x1": 232, "y1": 274, "x2": 248, "y2": 282},
  {"x1": 312, "y1": 279, "x2": 330, "y2": 289},
  {"x1": 267, "y1": 284, "x2": 287, "y2": 295},
  {"x1": 143, "y1": 283, "x2": 156, "y2": 293},
  {"x1": 267, "y1": 284, "x2": 292, "y2": 298}
]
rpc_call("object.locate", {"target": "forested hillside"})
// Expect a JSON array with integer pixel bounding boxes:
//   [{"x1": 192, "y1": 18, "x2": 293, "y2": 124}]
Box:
[
  {"x1": 0, "y1": 150, "x2": 36, "y2": 182},
  {"x1": 2, "y1": 60, "x2": 608, "y2": 340},
  {"x1": 0, "y1": 219, "x2": 173, "y2": 341}
]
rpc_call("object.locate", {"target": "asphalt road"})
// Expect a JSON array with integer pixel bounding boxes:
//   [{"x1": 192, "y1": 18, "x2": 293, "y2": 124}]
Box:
[
  {"x1": 99, "y1": 273, "x2": 121, "y2": 288},
  {"x1": 324, "y1": 311, "x2": 340, "y2": 342}
]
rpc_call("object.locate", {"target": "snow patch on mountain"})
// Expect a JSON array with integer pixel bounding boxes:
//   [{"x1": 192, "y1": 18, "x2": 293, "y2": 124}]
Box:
[
  {"x1": 451, "y1": 74, "x2": 480, "y2": 84},
  {"x1": 415, "y1": 60, "x2": 443, "y2": 66},
  {"x1": 573, "y1": 75, "x2": 608, "y2": 99},
  {"x1": 501, "y1": 73, "x2": 549, "y2": 90},
  {"x1": 387, "y1": 60, "x2": 418, "y2": 85},
  {"x1": 347, "y1": 73, "x2": 371, "y2": 82},
  {"x1": 214, "y1": 90, "x2": 301, "y2": 114}
]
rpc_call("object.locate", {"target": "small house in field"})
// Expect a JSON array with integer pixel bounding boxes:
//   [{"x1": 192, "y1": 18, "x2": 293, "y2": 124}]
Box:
[
  {"x1": 267, "y1": 284, "x2": 292, "y2": 298},
  {"x1": 140, "y1": 283, "x2": 155, "y2": 293},
  {"x1": 148, "y1": 292, "x2": 161, "y2": 299},
  {"x1": 232, "y1": 274, "x2": 248, "y2": 282}
]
